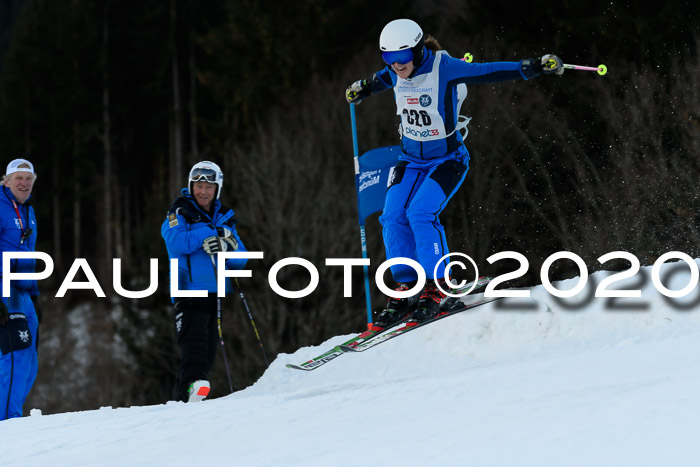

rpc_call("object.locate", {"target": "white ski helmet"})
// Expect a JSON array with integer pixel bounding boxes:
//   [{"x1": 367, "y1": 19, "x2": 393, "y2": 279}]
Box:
[
  {"x1": 379, "y1": 19, "x2": 424, "y2": 66},
  {"x1": 188, "y1": 161, "x2": 223, "y2": 199}
]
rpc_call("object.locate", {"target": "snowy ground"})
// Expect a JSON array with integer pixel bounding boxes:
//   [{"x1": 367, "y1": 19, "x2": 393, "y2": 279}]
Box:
[{"x1": 3, "y1": 260, "x2": 700, "y2": 466}]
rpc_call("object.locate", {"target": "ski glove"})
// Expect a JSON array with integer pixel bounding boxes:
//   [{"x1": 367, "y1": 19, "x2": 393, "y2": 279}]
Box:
[
  {"x1": 203, "y1": 236, "x2": 224, "y2": 255},
  {"x1": 540, "y1": 54, "x2": 564, "y2": 75},
  {"x1": 216, "y1": 227, "x2": 239, "y2": 251},
  {"x1": 203, "y1": 231, "x2": 238, "y2": 255},
  {"x1": 345, "y1": 79, "x2": 371, "y2": 104},
  {"x1": 0, "y1": 300, "x2": 8, "y2": 326}
]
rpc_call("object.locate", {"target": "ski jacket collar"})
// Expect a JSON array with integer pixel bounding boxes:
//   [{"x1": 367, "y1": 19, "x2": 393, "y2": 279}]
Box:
[
  {"x1": 409, "y1": 47, "x2": 433, "y2": 78},
  {"x1": 1, "y1": 185, "x2": 32, "y2": 206},
  {"x1": 179, "y1": 187, "x2": 222, "y2": 219}
]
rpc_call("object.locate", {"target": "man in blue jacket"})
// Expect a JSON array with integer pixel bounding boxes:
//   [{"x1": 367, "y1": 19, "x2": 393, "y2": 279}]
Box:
[
  {"x1": 0, "y1": 158, "x2": 40, "y2": 421},
  {"x1": 161, "y1": 161, "x2": 247, "y2": 402},
  {"x1": 346, "y1": 19, "x2": 564, "y2": 327}
]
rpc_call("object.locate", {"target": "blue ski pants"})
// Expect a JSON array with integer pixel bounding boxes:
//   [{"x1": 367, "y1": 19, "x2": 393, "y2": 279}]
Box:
[
  {"x1": 1, "y1": 305, "x2": 39, "y2": 421},
  {"x1": 379, "y1": 150, "x2": 469, "y2": 283}
]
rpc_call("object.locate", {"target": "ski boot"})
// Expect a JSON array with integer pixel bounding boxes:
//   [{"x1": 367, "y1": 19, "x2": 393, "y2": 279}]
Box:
[
  {"x1": 187, "y1": 380, "x2": 210, "y2": 403},
  {"x1": 372, "y1": 282, "x2": 418, "y2": 330},
  {"x1": 411, "y1": 279, "x2": 448, "y2": 323}
]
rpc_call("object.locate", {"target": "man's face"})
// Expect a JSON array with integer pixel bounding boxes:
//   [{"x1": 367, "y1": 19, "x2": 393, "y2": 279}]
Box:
[
  {"x1": 192, "y1": 181, "x2": 216, "y2": 210},
  {"x1": 6, "y1": 172, "x2": 34, "y2": 204}
]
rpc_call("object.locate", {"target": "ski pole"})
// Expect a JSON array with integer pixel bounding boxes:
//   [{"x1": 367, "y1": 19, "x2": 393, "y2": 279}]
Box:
[
  {"x1": 349, "y1": 103, "x2": 375, "y2": 329},
  {"x1": 563, "y1": 63, "x2": 607, "y2": 75},
  {"x1": 230, "y1": 277, "x2": 270, "y2": 368},
  {"x1": 543, "y1": 56, "x2": 608, "y2": 76},
  {"x1": 467, "y1": 52, "x2": 608, "y2": 76},
  {"x1": 210, "y1": 255, "x2": 234, "y2": 394}
]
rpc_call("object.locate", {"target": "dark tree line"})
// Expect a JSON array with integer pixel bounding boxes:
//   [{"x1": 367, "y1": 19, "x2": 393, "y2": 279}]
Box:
[{"x1": 0, "y1": 0, "x2": 698, "y2": 413}]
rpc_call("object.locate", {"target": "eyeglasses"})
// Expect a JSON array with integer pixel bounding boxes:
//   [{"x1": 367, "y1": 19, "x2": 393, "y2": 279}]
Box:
[
  {"x1": 190, "y1": 168, "x2": 218, "y2": 183},
  {"x1": 381, "y1": 49, "x2": 414, "y2": 66}
]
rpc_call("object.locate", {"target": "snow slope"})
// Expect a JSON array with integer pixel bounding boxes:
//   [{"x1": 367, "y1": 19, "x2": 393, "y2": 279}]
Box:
[{"x1": 2, "y1": 261, "x2": 700, "y2": 466}]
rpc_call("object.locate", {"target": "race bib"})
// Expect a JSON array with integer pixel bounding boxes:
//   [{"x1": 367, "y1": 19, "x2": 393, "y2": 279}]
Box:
[{"x1": 394, "y1": 51, "x2": 447, "y2": 141}]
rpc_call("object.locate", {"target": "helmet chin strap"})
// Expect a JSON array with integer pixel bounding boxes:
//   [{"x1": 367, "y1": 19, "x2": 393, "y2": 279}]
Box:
[
  {"x1": 405, "y1": 46, "x2": 427, "y2": 78},
  {"x1": 412, "y1": 44, "x2": 425, "y2": 67}
]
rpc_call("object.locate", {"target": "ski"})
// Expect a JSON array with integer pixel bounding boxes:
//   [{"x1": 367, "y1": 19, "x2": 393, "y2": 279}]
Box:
[
  {"x1": 284, "y1": 328, "x2": 385, "y2": 371},
  {"x1": 286, "y1": 276, "x2": 492, "y2": 371},
  {"x1": 340, "y1": 296, "x2": 502, "y2": 353}
]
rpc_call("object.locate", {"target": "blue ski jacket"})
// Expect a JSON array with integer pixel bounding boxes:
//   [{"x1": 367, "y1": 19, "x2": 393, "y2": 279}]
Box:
[
  {"x1": 161, "y1": 189, "x2": 248, "y2": 301},
  {"x1": 0, "y1": 185, "x2": 39, "y2": 420},
  {"x1": 367, "y1": 48, "x2": 541, "y2": 163},
  {"x1": 0, "y1": 186, "x2": 39, "y2": 298}
]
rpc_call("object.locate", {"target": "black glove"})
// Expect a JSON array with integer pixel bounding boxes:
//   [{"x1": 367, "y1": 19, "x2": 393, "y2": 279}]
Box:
[
  {"x1": 540, "y1": 54, "x2": 564, "y2": 75},
  {"x1": 345, "y1": 79, "x2": 371, "y2": 104},
  {"x1": 202, "y1": 236, "x2": 224, "y2": 255},
  {"x1": 216, "y1": 227, "x2": 239, "y2": 251},
  {"x1": 0, "y1": 300, "x2": 7, "y2": 326},
  {"x1": 31, "y1": 295, "x2": 42, "y2": 324}
]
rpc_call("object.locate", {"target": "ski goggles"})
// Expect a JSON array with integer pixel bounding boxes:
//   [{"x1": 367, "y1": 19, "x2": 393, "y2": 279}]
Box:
[
  {"x1": 189, "y1": 168, "x2": 218, "y2": 183},
  {"x1": 381, "y1": 49, "x2": 413, "y2": 66}
]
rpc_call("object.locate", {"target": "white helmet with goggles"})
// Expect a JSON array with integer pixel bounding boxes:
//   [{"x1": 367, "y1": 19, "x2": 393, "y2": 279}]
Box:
[
  {"x1": 379, "y1": 19, "x2": 424, "y2": 66},
  {"x1": 188, "y1": 161, "x2": 223, "y2": 199}
]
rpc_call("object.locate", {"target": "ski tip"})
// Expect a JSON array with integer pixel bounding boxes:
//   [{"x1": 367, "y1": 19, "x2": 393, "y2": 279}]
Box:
[{"x1": 286, "y1": 363, "x2": 311, "y2": 371}]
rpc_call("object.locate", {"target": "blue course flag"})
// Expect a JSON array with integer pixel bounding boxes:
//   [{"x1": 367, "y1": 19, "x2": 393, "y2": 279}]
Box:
[{"x1": 356, "y1": 145, "x2": 401, "y2": 221}]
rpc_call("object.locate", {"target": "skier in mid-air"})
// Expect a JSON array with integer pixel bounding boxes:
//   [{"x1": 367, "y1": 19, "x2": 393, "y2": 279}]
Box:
[{"x1": 346, "y1": 19, "x2": 564, "y2": 328}]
